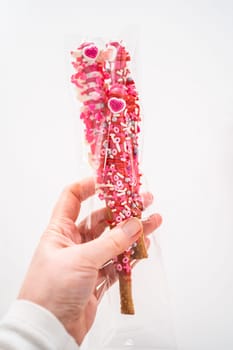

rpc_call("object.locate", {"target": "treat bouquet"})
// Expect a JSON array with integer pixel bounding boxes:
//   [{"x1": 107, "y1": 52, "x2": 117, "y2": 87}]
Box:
[{"x1": 71, "y1": 41, "x2": 147, "y2": 315}]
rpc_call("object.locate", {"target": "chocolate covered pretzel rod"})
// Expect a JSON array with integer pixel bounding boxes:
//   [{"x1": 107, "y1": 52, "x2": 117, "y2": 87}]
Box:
[{"x1": 71, "y1": 41, "x2": 147, "y2": 314}]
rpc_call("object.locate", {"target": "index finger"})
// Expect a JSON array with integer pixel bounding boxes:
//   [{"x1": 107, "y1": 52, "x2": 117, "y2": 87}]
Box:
[{"x1": 50, "y1": 177, "x2": 95, "y2": 222}]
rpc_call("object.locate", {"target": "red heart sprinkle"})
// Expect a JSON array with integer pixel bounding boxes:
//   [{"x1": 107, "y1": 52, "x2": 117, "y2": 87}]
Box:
[
  {"x1": 83, "y1": 45, "x2": 99, "y2": 60},
  {"x1": 108, "y1": 97, "x2": 126, "y2": 113}
]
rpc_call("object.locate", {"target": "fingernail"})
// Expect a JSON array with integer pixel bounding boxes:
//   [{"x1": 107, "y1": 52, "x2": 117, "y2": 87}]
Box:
[
  {"x1": 143, "y1": 213, "x2": 163, "y2": 226},
  {"x1": 148, "y1": 192, "x2": 154, "y2": 203},
  {"x1": 156, "y1": 214, "x2": 163, "y2": 226},
  {"x1": 122, "y1": 217, "x2": 142, "y2": 238}
]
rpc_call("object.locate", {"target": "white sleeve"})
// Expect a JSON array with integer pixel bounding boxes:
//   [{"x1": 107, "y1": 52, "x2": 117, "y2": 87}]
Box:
[{"x1": 0, "y1": 300, "x2": 79, "y2": 350}]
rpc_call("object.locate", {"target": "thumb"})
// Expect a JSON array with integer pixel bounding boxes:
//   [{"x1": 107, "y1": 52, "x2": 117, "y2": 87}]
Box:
[{"x1": 81, "y1": 217, "x2": 143, "y2": 268}]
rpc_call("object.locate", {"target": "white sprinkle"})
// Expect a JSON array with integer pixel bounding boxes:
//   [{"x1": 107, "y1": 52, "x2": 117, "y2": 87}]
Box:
[
  {"x1": 117, "y1": 172, "x2": 124, "y2": 178},
  {"x1": 86, "y1": 71, "x2": 102, "y2": 78},
  {"x1": 86, "y1": 82, "x2": 96, "y2": 88},
  {"x1": 110, "y1": 134, "x2": 116, "y2": 143},
  {"x1": 116, "y1": 143, "x2": 121, "y2": 152},
  {"x1": 97, "y1": 183, "x2": 114, "y2": 188},
  {"x1": 89, "y1": 91, "x2": 101, "y2": 100}
]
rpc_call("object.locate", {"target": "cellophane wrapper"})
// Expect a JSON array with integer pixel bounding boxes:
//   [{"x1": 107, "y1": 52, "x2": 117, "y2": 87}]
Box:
[{"x1": 68, "y1": 34, "x2": 177, "y2": 350}]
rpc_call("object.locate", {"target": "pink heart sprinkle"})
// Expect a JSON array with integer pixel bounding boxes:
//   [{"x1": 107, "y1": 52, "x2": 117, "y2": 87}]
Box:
[
  {"x1": 108, "y1": 97, "x2": 126, "y2": 113},
  {"x1": 83, "y1": 45, "x2": 99, "y2": 60}
]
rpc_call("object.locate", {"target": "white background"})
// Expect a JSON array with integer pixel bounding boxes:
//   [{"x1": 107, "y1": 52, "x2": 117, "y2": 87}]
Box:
[{"x1": 0, "y1": 1, "x2": 233, "y2": 349}]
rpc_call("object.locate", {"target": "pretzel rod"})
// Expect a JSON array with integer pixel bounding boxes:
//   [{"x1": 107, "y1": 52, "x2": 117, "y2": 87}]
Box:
[
  {"x1": 105, "y1": 42, "x2": 147, "y2": 260},
  {"x1": 71, "y1": 41, "x2": 147, "y2": 314}
]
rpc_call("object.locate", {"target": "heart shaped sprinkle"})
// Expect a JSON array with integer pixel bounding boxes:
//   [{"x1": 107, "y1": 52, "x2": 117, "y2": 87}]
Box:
[
  {"x1": 108, "y1": 97, "x2": 126, "y2": 114},
  {"x1": 83, "y1": 45, "x2": 99, "y2": 60}
]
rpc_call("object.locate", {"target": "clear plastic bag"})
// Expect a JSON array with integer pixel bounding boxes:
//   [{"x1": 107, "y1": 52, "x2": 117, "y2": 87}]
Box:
[
  {"x1": 69, "y1": 34, "x2": 177, "y2": 350},
  {"x1": 81, "y1": 236, "x2": 177, "y2": 350}
]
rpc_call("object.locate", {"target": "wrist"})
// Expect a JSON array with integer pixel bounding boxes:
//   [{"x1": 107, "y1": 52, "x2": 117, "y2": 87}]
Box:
[{"x1": 1, "y1": 300, "x2": 79, "y2": 349}]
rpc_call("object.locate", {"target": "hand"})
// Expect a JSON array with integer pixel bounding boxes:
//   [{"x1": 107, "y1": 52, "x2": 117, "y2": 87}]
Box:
[{"x1": 18, "y1": 178, "x2": 162, "y2": 345}]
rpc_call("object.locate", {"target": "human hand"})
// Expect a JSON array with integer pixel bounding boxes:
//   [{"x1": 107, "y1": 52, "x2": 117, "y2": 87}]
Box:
[{"x1": 18, "y1": 178, "x2": 162, "y2": 345}]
